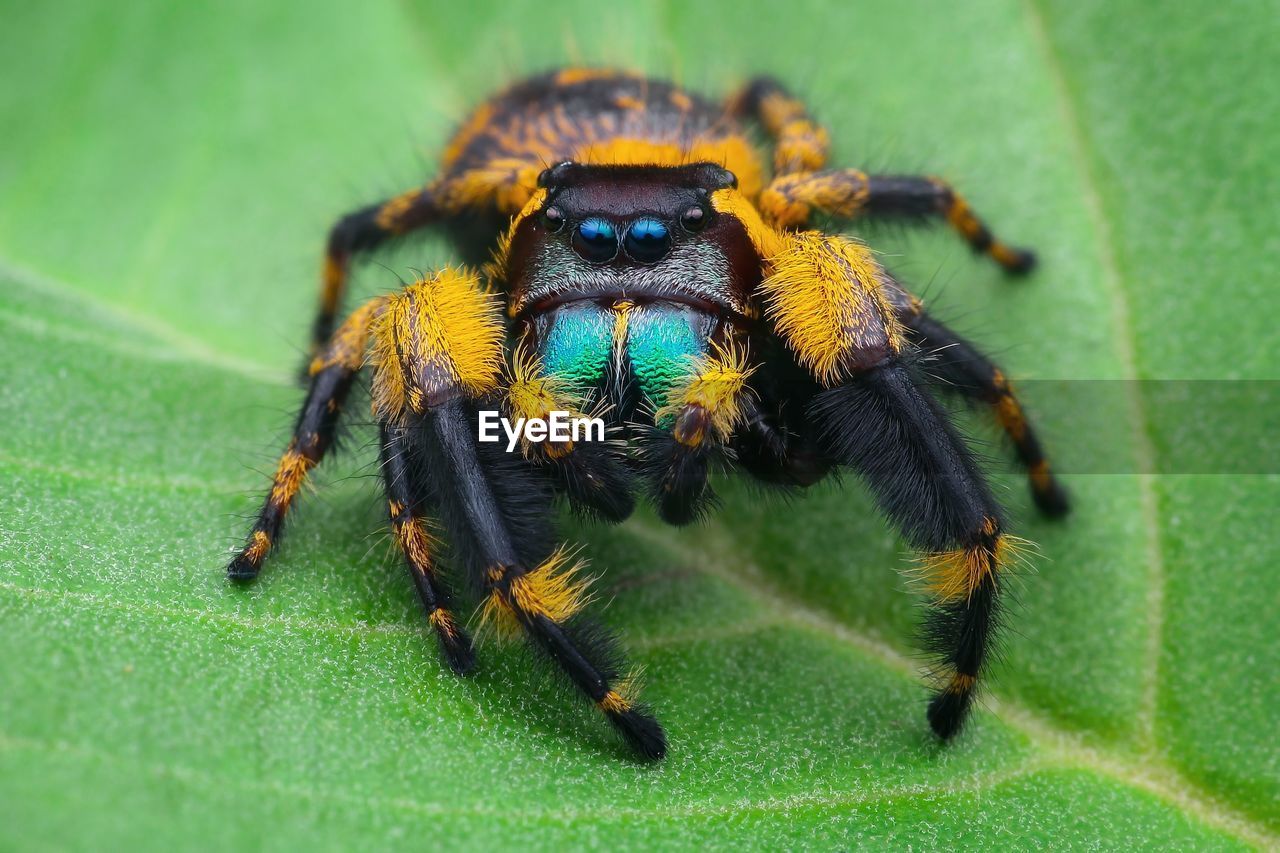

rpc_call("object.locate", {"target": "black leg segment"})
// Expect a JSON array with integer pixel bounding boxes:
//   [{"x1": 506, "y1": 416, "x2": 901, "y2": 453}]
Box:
[
  {"x1": 905, "y1": 312, "x2": 1070, "y2": 517},
  {"x1": 311, "y1": 187, "x2": 440, "y2": 358},
  {"x1": 864, "y1": 175, "x2": 1037, "y2": 275},
  {"x1": 418, "y1": 399, "x2": 667, "y2": 760},
  {"x1": 380, "y1": 423, "x2": 476, "y2": 674},
  {"x1": 810, "y1": 361, "x2": 1013, "y2": 739}
]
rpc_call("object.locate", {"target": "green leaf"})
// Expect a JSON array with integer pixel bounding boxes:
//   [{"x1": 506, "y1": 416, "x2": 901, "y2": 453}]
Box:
[{"x1": 2, "y1": 0, "x2": 1275, "y2": 848}]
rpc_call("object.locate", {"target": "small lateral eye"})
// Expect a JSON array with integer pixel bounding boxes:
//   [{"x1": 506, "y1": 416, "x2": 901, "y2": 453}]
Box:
[
  {"x1": 624, "y1": 217, "x2": 671, "y2": 264},
  {"x1": 542, "y1": 205, "x2": 565, "y2": 232},
  {"x1": 572, "y1": 217, "x2": 618, "y2": 263},
  {"x1": 679, "y1": 205, "x2": 707, "y2": 233}
]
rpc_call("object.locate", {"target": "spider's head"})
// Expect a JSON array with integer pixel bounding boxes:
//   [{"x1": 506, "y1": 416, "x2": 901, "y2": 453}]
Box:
[
  {"x1": 504, "y1": 161, "x2": 761, "y2": 321},
  {"x1": 502, "y1": 161, "x2": 764, "y2": 405}
]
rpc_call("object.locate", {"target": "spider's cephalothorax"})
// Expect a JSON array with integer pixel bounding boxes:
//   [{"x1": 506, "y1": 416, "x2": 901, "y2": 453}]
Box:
[{"x1": 227, "y1": 69, "x2": 1069, "y2": 760}]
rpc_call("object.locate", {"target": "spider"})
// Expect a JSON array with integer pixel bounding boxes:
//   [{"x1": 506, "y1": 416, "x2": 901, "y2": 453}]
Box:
[{"x1": 226, "y1": 68, "x2": 1069, "y2": 760}]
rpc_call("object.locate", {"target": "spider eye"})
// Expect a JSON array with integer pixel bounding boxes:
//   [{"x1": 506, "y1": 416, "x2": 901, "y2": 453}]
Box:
[
  {"x1": 679, "y1": 205, "x2": 706, "y2": 233},
  {"x1": 542, "y1": 205, "x2": 565, "y2": 232},
  {"x1": 572, "y1": 217, "x2": 618, "y2": 263},
  {"x1": 624, "y1": 217, "x2": 671, "y2": 264}
]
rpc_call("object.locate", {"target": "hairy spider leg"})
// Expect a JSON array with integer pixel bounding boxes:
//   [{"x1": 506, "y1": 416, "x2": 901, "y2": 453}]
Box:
[
  {"x1": 369, "y1": 268, "x2": 665, "y2": 760},
  {"x1": 729, "y1": 75, "x2": 830, "y2": 175},
  {"x1": 732, "y1": 76, "x2": 1034, "y2": 275},
  {"x1": 311, "y1": 188, "x2": 443, "y2": 359},
  {"x1": 381, "y1": 423, "x2": 476, "y2": 674},
  {"x1": 227, "y1": 296, "x2": 385, "y2": 580},
  {"x1": 762, "y1": 171, "x2": 1037, "y2": 274},
  {"x1": 903, "y1": 311, "x2": 1070, "y2": 517},
  {"x1": 743, "y1": 214, "x2": 1016, "y2": 739},
  {"x1": 810, "y1": 368, "x2": 1011, "y2": 738},
  {"x1": 728, "y1": 392, "x2": 835, "y2": 490},
  {"x1": 427, "y1": 399, "x2": 666, "y2": 760},
  {"x1": 310, "y1": 150, "x2": 557, "y2": 368}
]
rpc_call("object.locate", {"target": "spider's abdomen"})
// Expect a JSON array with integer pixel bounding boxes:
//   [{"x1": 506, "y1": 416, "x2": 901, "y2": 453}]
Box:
[{"x1": 438, "y1": 68, "x2": 767, "y2": 205}]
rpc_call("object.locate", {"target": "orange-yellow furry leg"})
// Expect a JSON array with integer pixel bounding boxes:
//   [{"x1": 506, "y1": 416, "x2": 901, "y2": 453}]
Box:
[
  {"x1": 759, "y1": 231, "x2": 908, "y2": 383},
  {"x1": 310, "y1": 188, "x2": 442, "y2": 361},
  {"x1": 480, "y1": 552, "x2": 665, "y2": 759},
  {"x1": 792, "y1": 171, "x2": 1036, "y2": 275},
  {"x1": 394, "y1": 354, "x2": 664, "y2": 758},
  {"x1": 915, "y1": 517, "x2": 1026, "y2": 738},
  {"x1": 366, "y1": 279, "x2": 663, "y2": 756},
  {"x1": 229, "y1": 296, "x2": 385, "y2": 580},
  {"x1": 759, "y1": 169, "x2": 870, "y2": 229},
  {"x1": 753, "y1": 223, "x2": 1019, "y2": 740},
  {"x1": 381, "y1": 423, "x2": 475, "y2": 673},
  {"x1": 308, "y1": 151, "x2": 538, "y2": 366},
  {"x1": 754, "y1": 160, "x2": 1036, "y2": 275},
  {"x1": 811, "y1": 366, "x2": 1019, "y2": 741},
  {"x1": 368, "y1": 266, "x2": 505, "y2": 423},
  {"x1": 902, "y1": 312, "x2": 1070, "y2": 517},
  {"x1": 432, "y1": 161, "x2": 542, "y2": 218},
  {"x1": 759, "y1": 171, "x2": 1036, "y2": 280},
  {"x1": 925, "y1": 176, "x2": 1037, "y2": 274},
  {"x1": 729, "y1": 76, "x2": 829, "y2": 174}
]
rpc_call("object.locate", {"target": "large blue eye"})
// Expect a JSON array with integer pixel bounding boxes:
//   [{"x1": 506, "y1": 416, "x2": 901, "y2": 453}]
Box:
[
  {"x1": 624, "y1": 217, "x2": 671, "y2": 264},
  {"x1": 572, "y1": 217, "x2": 618, "y2": 263}
]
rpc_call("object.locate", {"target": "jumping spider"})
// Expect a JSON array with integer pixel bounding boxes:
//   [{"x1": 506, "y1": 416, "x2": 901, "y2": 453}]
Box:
[{"x1": 227, "y1": 69, "x2": 1069, "y2": 760}]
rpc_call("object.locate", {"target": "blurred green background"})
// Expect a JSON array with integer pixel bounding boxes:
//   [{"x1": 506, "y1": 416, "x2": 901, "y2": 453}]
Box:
[{"x1": 1, "y1": 0, "x2": 1277, "y2": 848}]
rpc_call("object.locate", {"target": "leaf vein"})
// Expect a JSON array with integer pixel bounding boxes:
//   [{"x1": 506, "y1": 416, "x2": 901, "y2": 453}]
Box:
[
  {"x1": 0, "y1": 256, "x2": 287, "y2": 386},
  {"x1": 1021, "y1": 0, "x2": 1167, "y2": 755},
  {"x1": 0, "y1": 730, "x2": 1047, "y2": 822},
  {"x1": 628, "y1": 523, "x2": 1273, "y2": 848}
]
